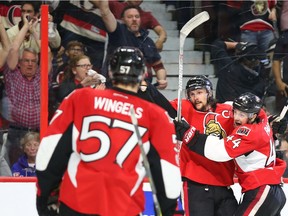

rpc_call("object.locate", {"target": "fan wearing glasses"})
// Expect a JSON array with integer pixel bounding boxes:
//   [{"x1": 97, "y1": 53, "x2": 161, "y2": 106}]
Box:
[{"x1": 57, "y1": 55, "x2": 106, "y2": 103}]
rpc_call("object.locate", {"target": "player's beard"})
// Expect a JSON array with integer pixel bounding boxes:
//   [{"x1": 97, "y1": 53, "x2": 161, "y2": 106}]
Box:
[{"x1": 194, "y1": 101, "x2": 207, "y2": 112}]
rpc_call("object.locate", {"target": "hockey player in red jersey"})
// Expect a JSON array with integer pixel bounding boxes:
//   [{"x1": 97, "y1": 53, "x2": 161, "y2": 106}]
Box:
[
  {"x1": 170, "y1": 75, "x2": 238, "y2": 216},
  {"x1": 177, "y1": 92, "x2": 286, "y2": 216},
  {"x1": 36, "y1": 46, "x2": 182, "y2": 216}
]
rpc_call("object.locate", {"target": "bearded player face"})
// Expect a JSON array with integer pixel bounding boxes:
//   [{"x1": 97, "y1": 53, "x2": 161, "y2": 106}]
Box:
[{"x1": 188, "y1": 88, "x2": 209, "y2": 111}]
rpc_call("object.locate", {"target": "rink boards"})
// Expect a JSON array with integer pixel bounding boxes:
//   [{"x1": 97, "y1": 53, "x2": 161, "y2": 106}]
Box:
[{"x1": 0, "y1": 177, "x2": 288, "y2": 216}]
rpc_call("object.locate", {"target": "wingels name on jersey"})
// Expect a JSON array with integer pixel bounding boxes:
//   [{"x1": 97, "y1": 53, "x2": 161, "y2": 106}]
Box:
[{"x1": 94, "y1": 96, "x2": 143, "y2": 118}]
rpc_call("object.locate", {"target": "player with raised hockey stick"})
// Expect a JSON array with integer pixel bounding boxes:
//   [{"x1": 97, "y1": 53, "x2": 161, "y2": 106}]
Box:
[
  {"x1": 175, "y1": 92, "x2": 287, "y2": 216},
  {"x1": 171, "y1": 75, "x2": 239, "y2": 216},
  {"x1": 36, "y1": 46, "x2": 181, "y2": 216}
]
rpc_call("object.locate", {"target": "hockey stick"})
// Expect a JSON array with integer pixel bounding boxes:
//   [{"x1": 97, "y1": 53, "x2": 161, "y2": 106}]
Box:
[
  {"x1": 130, "y1": 107, "x2": 162, "y2": 216},
  {"x1": 274, "y1": 104, "x2": 288, "y2": 122},
  {"x1": 177, "y1": 11, "x2": 210, "y2": 121}
]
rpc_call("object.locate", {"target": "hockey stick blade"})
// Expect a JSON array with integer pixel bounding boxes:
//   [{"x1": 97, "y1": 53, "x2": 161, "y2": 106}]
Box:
[
  {"x1": 130, "y1": 107, "x2": 162, "y2": 216},
  {"x1": 177, "y1": 11, "x2": 210, "y2": 121},
  {"x1": 180, "y1": 11, "x2": 210, "y2": 42}
]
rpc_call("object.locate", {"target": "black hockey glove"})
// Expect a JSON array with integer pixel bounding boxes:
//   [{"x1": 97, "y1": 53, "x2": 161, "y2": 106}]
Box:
[
  {"x1": 173, "y1": 118, "x2": 197, "y2": 144},
  {"x1": 272, "y1": 119, "x2": 287, "y2": 135},
  {"x1": 173, "y1": 118, "x2": 190, "y2": 141},
  {"x1": 268, "y1": 114, "x2": 288, "y2": 135},
  {"x1": 37, "y1": 196, "x2": 59, "y2": 216}
]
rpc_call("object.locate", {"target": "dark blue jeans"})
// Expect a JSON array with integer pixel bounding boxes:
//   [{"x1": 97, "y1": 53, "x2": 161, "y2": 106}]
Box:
[{"x1": 241, "y1": 29, "x2": 275, "y2": 53}]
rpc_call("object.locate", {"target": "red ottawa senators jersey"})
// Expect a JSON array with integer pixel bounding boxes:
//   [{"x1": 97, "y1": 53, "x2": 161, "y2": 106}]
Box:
[
  {"x1": 170, "y1": 99, "x2": 235, "y2": 186},
  {"x1": 201, "y1": 109, "x2": 286, "y2": 192},
  {"x1": 36, "y1": 87, "x2": 181, "y2": 215}
]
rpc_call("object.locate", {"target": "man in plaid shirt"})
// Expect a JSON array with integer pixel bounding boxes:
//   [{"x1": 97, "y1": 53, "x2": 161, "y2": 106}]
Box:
[{"x1": 0, "y1": 14, "x2": 52, "y2": 171}]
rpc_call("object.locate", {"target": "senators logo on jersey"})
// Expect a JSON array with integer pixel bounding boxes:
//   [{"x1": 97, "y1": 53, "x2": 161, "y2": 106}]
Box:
[{"x1": 204, "y1": 112, "x2": 226, "y2": 138}]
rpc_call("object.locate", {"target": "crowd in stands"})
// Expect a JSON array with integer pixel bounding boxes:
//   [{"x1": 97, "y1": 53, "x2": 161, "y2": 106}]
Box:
[
  {"x1": 0, "y1": 0, "x2": 287, "y2": 184},
  {"x1": 0, "y1": 0, "x2": 168, "y2": 176}
]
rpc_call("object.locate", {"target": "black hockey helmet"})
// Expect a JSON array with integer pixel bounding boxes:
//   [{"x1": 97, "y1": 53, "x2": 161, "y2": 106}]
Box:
[
  {"x1": 233, "y1": 92, "x2": 262, "y2": 114},
  {"x1": 186, "y1": 75, "x2": 213, "y2": 98},
  {"x1": 109, "y1": 46, "x2": 145, "y2": 84}
]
